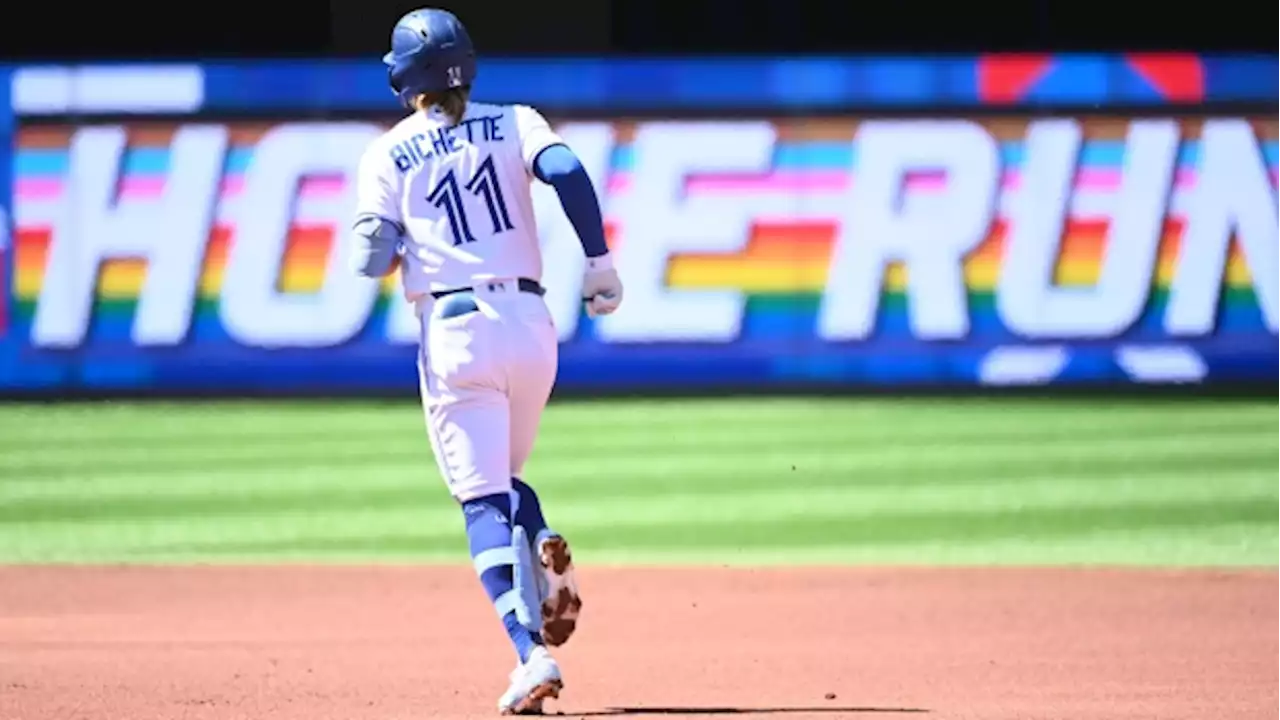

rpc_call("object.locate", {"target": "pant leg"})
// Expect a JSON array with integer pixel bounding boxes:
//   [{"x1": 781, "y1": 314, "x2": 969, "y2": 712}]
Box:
[
  {"x1": 418, "y1": 302, "x2": 514, "y2": 502},
  {"x1": 502, "y1": 295, "x2": 559, "y2": 478}
]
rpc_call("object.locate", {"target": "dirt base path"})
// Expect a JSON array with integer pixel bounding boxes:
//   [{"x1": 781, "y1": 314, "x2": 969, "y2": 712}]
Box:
[{"x1": 0, "y1": 567, "x2": 1274, "y2": 720}]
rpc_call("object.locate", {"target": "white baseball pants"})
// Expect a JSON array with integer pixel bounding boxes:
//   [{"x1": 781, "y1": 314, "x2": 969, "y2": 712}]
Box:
[{"x1": 416, "y1": 280, "x2": 559, "y2": 503}]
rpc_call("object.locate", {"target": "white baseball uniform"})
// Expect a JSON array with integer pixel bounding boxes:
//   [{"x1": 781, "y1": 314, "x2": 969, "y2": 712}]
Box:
[{"x1": 355, "y1": 102, "x2": 565, "y2": 502}]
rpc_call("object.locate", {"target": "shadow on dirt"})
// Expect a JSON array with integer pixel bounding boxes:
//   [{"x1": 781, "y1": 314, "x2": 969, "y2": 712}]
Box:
[{"x1": 573, "y1": 706, "x2": 929, "y2": 716}]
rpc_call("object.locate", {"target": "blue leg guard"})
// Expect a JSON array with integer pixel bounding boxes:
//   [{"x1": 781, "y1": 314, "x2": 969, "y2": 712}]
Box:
[
  {"x1": 462, "y1": 493, "x2": 544, "y2": 662},
  {"x1": 512, "y1": 477, "x2": 550, "y2": 546}
]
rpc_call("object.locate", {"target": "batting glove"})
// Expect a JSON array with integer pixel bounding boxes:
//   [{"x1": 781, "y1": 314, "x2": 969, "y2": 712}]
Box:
[{"x1": 582, "y1": 253, "x2": 623, "y2": 318}]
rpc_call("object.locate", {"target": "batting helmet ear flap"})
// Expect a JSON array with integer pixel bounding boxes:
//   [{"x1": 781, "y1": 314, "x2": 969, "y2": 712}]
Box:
[
  {"x1": 385, "y1": 61, "x2": 414, "y2": 110},
  {"x1": 383, "y1": 50, "x2": 407, "y2": 108}
]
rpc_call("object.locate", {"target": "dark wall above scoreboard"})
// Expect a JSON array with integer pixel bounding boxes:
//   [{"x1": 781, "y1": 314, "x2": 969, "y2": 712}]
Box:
[{"x1": 0, "y1": 0, "x2": 1270, "y2": 60}]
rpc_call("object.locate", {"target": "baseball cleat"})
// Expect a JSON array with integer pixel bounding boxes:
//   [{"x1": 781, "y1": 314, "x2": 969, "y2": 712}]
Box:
[
  {"x1": 536, "y1": 532, "x2": 582, "y2": 647},
  {"x1": 497, "y1": 645, "x2": 563, "y2": 715}
]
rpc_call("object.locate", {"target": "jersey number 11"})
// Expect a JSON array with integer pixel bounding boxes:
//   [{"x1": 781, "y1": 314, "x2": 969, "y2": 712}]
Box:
[{"x1": 427, "y1": 155, "x2": 516, "y2": 246}]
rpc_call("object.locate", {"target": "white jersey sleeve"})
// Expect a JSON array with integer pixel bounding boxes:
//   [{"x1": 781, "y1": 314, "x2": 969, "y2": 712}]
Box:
[
  {"x1": 513, "y1": 104, "x2": 565, "y2": 177},
  {"x1": 354, "y1": 137, "x2": 404, "y2": 227}
]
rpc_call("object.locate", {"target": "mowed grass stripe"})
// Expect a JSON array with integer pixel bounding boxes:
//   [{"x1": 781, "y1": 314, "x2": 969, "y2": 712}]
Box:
[
  {"x1": 116, "y1": 522, "x2": 1275, "y2": 567},
  {"x1": 103, "y1": 497, "x2": 1274, "y2": 563},
  {"x1": 11, "y1": 499, "x2": 1274, "y2": 564},
  {"x1": 2, "y1": 430, "x2": 1270, "y2": 507},
  {"x1": 1, "y1": 469, "x2": 1271, "y2": 560},
  {"x1": 532, "y1": 432, "x2": 1275, "y2": 483},
  {"x1": 0, "y1": 443, "x2": 434, "y2": 478},
  {"x1": 4, "y1": 442, "x2": 1269, "y2": 508},
  {"x1": 3, "y1": 463, "x2": 1272, "y2": 525},
  {"x1": 0, "y1": 462, "x2": 441, "y2": 502},
  {"x1": 1, "y1": 398, "x2": 1271, "y2": 444},
  {"x1": 551, "y1": 523, "x2": 1280, "y2": 568},
  {"x1": 2, "y1": 412, "x2": 1269, "y2": 476},
  {"x1": 540, "y1": 398, "x2": 1275, "y2": 428}
]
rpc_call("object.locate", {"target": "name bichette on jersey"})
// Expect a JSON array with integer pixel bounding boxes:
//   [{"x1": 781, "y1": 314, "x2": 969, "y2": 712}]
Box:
[{"x1": 389, "y1": 114, "x2": 507, "y2": 173}]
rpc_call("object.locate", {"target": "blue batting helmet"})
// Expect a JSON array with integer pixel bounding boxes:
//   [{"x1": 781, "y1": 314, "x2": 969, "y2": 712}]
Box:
[{"x1": 383, "y1": 8, "x2": 477, "y2": 109}]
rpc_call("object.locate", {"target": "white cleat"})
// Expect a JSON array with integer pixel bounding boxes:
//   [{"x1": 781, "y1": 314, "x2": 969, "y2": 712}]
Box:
[
  {"x1": 497, "y1": 645, "x2": 563, "y2": 715},
  {"x1": 536, "y1": 531, "x2": 582, "y2": 647}
]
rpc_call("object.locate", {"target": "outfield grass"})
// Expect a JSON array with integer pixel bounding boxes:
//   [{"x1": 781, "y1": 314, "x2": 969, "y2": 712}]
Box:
[{"x1": 0, "y1": 397, "x2": 1275, "y2": 566}]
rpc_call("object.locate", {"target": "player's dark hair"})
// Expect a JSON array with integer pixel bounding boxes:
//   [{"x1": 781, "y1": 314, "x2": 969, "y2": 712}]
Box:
[{"x1": 416, "y1": 87, "x2": 471, "y2": 126}]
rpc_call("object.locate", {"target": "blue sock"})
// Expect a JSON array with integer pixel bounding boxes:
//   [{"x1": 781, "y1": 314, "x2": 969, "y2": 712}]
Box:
[
  {"x1": 461, "y1": 493, "x2": 544, "y2": 663},
  {"x1": 511, "y1": 478, "x2": 549, "y2": 542}
]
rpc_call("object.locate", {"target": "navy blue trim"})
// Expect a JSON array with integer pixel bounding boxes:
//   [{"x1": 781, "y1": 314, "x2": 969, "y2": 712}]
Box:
[
  {"x1": 197, "y1": 55, "x2": 1280, "y2": 111},
  {"x1": 199, "y1": 55, "x2": 1277, "y2": 111},
  {"x1": 11, "y1": 55, "x2": 1272, "y2": 116}
]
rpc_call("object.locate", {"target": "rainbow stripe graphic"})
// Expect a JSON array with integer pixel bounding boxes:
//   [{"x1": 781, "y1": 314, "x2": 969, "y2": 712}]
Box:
[{"x1": 8, "y1": 118, "x2": 1279, "y2": 352}]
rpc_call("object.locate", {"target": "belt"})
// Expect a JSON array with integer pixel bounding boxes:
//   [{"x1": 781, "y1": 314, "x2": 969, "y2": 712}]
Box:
[{"x1": 430, "y1": 278, "x2": 545, "y2": 300}]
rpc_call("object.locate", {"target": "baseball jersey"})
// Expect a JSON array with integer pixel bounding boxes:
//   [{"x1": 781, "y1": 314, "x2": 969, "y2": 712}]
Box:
[{"x1": 355, "y1": 101, "x2": 565, "y2": 300}]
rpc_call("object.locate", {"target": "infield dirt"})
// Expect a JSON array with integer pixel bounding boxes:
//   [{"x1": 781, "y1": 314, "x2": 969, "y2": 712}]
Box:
[{"x1": 0, "y1": 566, "x2": 1274, "y2": 719}]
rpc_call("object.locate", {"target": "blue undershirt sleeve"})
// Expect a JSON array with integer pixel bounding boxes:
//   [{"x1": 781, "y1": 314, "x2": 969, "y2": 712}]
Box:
[{"x1": 532, "y1": 144, "x2": 609, "y2": 258}]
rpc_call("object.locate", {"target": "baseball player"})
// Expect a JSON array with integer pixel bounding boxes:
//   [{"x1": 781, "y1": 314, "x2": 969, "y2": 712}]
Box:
[{"x1": 350, "y1": 7, "x2": 623, "y2": 715}]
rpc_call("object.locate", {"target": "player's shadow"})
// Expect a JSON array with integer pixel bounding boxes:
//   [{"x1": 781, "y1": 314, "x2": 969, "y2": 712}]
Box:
[{"x1": 573, "y1": 706, "x2": 928, "y2": 716}]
